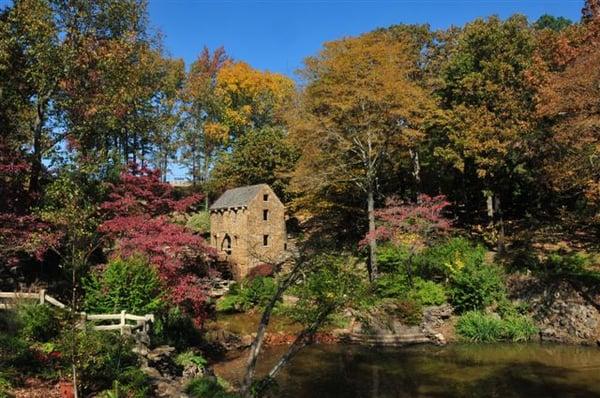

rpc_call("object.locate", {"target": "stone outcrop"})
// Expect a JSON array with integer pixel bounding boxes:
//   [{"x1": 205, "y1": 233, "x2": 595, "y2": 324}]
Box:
[
  {"x1": 508, "y1": 274, "x2": 600, "y2": 345},
  {"x1": 339, "y1": 302, "x2": 453, "y2": 346}
]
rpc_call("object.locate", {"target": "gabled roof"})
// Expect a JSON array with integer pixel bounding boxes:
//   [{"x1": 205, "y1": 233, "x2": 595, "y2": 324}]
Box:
[{"x1": 210, "y1": 184, "x2": 267, "y2": 210}]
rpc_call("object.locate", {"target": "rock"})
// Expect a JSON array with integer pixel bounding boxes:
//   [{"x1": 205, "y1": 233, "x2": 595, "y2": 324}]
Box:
[
  {"x1": 141, "y1": 366, "x2": 162, "y2": 379},
  {"x1": 147, "y1": 345, "x2": 176, "y2": 361},
  {"x1": 132, "y1": 345, "x2": 149, "y2": 357}
]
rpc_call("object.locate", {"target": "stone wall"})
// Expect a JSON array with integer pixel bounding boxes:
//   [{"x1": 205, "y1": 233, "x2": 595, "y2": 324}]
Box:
[{"x1": 210, "y1": 185, "x2": 287, "y2": 280}]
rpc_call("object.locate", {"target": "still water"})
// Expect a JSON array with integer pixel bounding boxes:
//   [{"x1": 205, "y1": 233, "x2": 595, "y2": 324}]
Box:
[{"x1": 218, "y1": 343, "x2": 600, "y2": 398}]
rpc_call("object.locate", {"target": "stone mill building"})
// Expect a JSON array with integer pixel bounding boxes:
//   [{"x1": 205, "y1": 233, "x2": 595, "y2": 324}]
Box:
[{"x1": 209, "y1": 184, "x2": 287, "y2": 280}]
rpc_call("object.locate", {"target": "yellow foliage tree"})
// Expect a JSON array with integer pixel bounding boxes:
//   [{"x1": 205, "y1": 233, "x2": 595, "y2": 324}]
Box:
[{"x1": 289, "y1": 31, "x2": 433, "y2": 280}]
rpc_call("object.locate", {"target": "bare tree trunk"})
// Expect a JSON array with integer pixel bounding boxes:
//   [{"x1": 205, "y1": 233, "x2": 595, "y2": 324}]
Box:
[
  {"x1": 263, "y1": 305, "x2": 334, "y2": 383},
  {"x1": 28, "y1": 99, "x2": 45, "y2": 196},
  {"x1": 368, "y1": 187, "x2": 378, "y2": 281},
  {"x1": 241, "y1": 261, "x2": 301, "y2": 397},
  {"x1": 495, "y1": 195, "x2": 505, "y2": 255},
  {"x1": 409, "y1": 148, "x2": 421, "y2": 193}
]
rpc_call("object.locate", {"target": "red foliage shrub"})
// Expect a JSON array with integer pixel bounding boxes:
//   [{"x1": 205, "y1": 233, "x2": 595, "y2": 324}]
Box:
[
  {"x1": 361, "y1": 194, "x2": 452, "y2": 248},
  {"x1": 99, "y1": 163, "x2": 217, "y2": 325},
  {"x1": 246, "y1": 263, "x2": 275, "y2": 280}
]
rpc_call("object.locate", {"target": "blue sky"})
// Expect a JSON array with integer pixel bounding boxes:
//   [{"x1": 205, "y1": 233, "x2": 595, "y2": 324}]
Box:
[{"x1": 148, "y1": 0, "x2": 582, "y2": 77}]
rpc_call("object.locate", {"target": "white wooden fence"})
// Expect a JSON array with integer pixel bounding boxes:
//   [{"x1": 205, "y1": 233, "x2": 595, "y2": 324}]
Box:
[{"x1": 0, "y1": 290, "x2": 154, "y2": 335}]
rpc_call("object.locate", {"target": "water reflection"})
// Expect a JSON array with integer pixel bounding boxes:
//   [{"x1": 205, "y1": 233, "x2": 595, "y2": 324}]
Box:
[{"x1": 218, "y1": 343, "x2": 600, "y2": 398}]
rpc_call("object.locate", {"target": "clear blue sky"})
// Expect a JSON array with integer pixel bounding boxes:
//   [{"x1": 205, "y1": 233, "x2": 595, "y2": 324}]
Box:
[{"x1": 148, "y1": 0, "x2": 582, "y2": 77}]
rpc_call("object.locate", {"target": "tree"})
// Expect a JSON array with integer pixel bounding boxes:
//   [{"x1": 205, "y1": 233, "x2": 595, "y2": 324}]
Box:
[
  {"x1": 536, "y1": 25, "x2": 600, "y2": 222},
  {"x1": 240, "y1": 253, "x2": 362, "y2": 397},
  {"x1": 181, "y1": 46, "x2": 229, "y2": 189},
  {"x1": 290, "y1": 31, "x2": 433, "y2": 280},
  {"x1": 583, "y1": 0, "x2": 600, "y2": 23},
  {"x1": 99, "y1": 163, "x2": 217, "y2": 324},
  {"x1": 534, "y1": 15, "x2": 573, "y2": 32},
  {"x1": 361, "y1": 194, "x2": 452, "y2": 285},
  {"x1": 432, "y1": 15, "x2": 536, "y2": 252},
  {"x1": 209, "y1": 127, "x2": 299, "y2": 202}
]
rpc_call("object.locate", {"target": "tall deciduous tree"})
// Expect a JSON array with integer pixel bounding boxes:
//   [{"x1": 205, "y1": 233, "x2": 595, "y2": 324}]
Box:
[
  {"x1": 290, "y1": 31, "x2": 432, "y2": 280},
  {"x1": 432, "y1": 15, "x2": 536, "y2": 252}
]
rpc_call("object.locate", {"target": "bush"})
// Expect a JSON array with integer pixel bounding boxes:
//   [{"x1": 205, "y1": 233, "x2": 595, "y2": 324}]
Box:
[
  {"x1": 0, "y1": 334, "x2": 31, "y2": 368},
  {"x1": 450, "y1": 263, "x2": 505, "y2": 313},
  {"x1": 83, "y1": 255, "x2": 165, "y2": 315},
  {"x1": 0, "y1": 371, "x2": 12, "y2": 398},
  {"x1": 377, "y1": 244, "x2": 410, "y2": 273},
  {"x1": 456, "y1": 311, "x2": 538, "y2": 342},
  {"x1": 174, "y1": 350, "x2": 207, "y2": 369},
  {"x1": 17, "y1": 304, "x2": 60, "y2": 342},
  {"x1": 152, "y1": 307, "x2": 203, "y2": 350},
  {"x1": 374, "y1": 273, "x2": 410, "y2": 299},
  {"x1": 58, "y1": 329, "x2": 140, "y2": 394},
  {"x1": 186, "y1": 211, "x2": 211, "y2": 234},
  {"x1": 216, "y1": 277, "x2": 278, "y2": 313},
  {"x1": 419, "y1": 237, "x2": 487, "y2": 278},
  {"x1": 393, "y1": 299, "x2": 423, "y2": 326},
  {"x1": 185, "y1": 377, "x2": 238, "y2": 398},
  {"x1": 409, "y1": 279, "x2": 447, "y2": 306}
]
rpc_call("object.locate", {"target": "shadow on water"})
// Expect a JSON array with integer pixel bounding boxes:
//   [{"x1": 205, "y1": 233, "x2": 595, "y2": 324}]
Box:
[{"x1": 219, "y1": 343, "x2": 600, "y2": 398}]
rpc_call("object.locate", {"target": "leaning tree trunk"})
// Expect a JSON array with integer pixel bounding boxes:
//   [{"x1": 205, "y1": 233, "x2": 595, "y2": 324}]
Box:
[
  {"x1": 367, "y1": 186, "x2": 378, "y2": 281},
  {"x1": 495, "y1": 194, "x2": 505, "y2": 255},
  {"x1": 241, "y1": 261, "x2": 301, "y2": 397},
  {"x1": 28, "y1": 100, "x2": 45, "y2": 196}
]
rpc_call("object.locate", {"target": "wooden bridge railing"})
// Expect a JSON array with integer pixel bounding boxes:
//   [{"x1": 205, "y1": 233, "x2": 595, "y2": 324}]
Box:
[{"x1": 0, "y1": 290, "x2": 154, "y2": 335}]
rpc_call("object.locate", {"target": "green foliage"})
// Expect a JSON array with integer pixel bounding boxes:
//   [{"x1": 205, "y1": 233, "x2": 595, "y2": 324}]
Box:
[
  {"x1": 409, "y1": 279, "x2": 447, "y2": 306},
  {"x1": 17, "y1": 304, "x2": 60, "y2": 342},
  {"x1": 0, "y1": 333, "x2": 31, "y2": 368},
  {"x1": 174, "y1": 350, "x2": 208, "y2": 369},
  {"x1": 58, "y1": 329, "x2": 141, "y2": 394},
  {"x1": 456, "y1": 311, "x2": 538, "y2": 342},
  {"x1": 533, "y1": 14, "x2": 572, "y2": 31},
  {"x1": 216, "y1": 277, "x2": 278, "y2": 313},
  {"x1": 419, "y1": 237, "x2": 487, "y2": 278},
  {"x1": 186, "y1": 211, "x2": 211, "y2": 234},
  {"x1": 376, "y1": 244, "x2": 410, "y2": 273},
  {"x1": 152, "y1": 307, "x2": 202, "y2": 350},
  {"x1": 374, "y1": 273, "x2": 410, "y2": 299},
  {"x1": 450, "y1": 262, "x2": 505, "y2": 313},
  {"x1": 286, "y1": 254, "x2": 364, "y2": 326},
  {"x1": 0, "y1": 371, "x2": 11, "y2": 398},
  {"x1": 83, "y1": 255, "x2": 165, "y2": 315},
  {"x1": 209, "y1": 126, "x2": 299, "y2": 202},
  {"x1": 185, "y1": 377, "x2": 239, "y2": 398},
  {"x1": 393, "y1": 299, "x2": 423, "y2": 326}
]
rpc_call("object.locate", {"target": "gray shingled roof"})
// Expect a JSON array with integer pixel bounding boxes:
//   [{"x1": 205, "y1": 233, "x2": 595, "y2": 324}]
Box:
[{"x1": 210, "y1": 184, "x2": 266, "y2": 210}]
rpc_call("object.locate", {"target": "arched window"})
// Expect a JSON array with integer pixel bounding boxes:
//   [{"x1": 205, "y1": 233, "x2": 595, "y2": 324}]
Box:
[{"x1": 221, "y1": 234, "x2": 232, "y2": 255}]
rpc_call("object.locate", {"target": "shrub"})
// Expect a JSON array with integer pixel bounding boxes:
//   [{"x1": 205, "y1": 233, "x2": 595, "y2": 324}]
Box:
[
  {"x1": 374, "y1": 273, "x2": 410, "y2": 299},
  {"x1": 247, "y1": 263, "x2": 275, "y2": 279},
  {"x1": 83, "y1": 255, "x2": 165, "y2": 315},
  {"x1": 0, "y1": 371, "x2": 12, "y2": 398},
  {"x1": 450, "y1": 263, "x2": 505, "y2": 313},
  {"x1": 456, "y1": 311, "x2": 538, "y2": 342},
  {"x1": 185, "y1": 377, "x2": 238, "y2": 398},
  {"x1": 409, "y1": 279, "x2": 447, "y2": 306},
  {"x1": 174, "y1": 350, "x2": 208, "y2": 369},
  {"x1": 152, "y1": 307, "x2": 203, "y2": 350},
  {"x1": 17, "y1": 304, "x2": 60, "y2": 342},
  {"x1": 216, "y1": 277, "x2": 278, "y2": 313},
  {"x1": 58, "y1": 329, "x2": 140, "y2": 394},
  {"x1": 393, "y1": 299, "x2": 423, "y2": 326},
  {"x1": 186, "y1": 211, "x2": 211, "y2": 234},
  {"x1": 419, "y1": 237, "x2": 487, "y2": 278},
  {"x1": 0, "y1": 334, "x2": 31, "y2": 368},
  {"x1": 377, "y1": 244, "x2": 410, "y2": 273}
]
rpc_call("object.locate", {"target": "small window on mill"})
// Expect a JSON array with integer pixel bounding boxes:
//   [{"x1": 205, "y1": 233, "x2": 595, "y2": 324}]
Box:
[
  {"x1": 263, "y1": 209, "x2": 269, "y2": 221},
  {"x1": 263, "y1": 194, "x2": 269, "y2": 201},
  {"x1": 263, "y1": 235, "x2": 269, "y2": 246}
]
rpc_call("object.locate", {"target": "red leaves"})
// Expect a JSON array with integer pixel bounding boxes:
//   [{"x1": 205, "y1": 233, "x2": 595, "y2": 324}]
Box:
[
  {"x1": 100, "y1": 163, "x2": 216, "y2": 324},
  {"x1": 361, "y1": 194, "x2": 452, "y2": 248},
  {"x1": 101, "y1": 163, "x2": 203, "y2": 218}
]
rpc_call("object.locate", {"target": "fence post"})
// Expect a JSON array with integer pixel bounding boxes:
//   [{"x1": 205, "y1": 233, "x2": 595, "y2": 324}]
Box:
[
  {"x1": 120, "y1": 310, "x2": 126, "y2": 335},
  {"x1": 39, "y1": 289, "x2": 45, "y2": 305}
]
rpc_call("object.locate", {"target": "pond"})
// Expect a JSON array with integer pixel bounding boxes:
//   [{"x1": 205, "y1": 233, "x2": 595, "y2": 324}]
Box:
[{"x1": 216, "y1": 343, "x2": 600, "y2": 398}]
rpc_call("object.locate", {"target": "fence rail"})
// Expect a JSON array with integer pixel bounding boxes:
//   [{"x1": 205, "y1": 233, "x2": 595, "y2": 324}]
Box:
[{"x1": 0, "y1": 290, "x2": 153, "y2": 335}]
